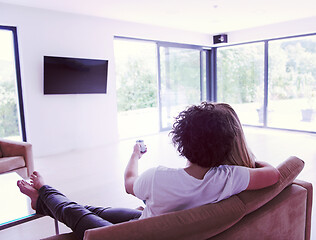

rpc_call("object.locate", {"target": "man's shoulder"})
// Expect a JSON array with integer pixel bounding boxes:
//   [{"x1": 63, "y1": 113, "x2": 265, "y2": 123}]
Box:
[
  {"x1": 155, "y1": 166, "x2": 183, "y2": 175},
  {"x1": 206, "y1": 165, "x2": 249, "y2": 179}
]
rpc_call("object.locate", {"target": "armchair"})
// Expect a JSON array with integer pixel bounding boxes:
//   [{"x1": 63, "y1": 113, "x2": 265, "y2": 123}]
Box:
[{"x1": 0, "y1": 138, "x2": 34, "y2": 179}]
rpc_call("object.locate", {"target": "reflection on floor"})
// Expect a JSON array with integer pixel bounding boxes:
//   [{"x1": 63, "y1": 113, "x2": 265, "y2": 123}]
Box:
[{"x1": 0, "y1": 127, "x2": 315, "y2": 239}]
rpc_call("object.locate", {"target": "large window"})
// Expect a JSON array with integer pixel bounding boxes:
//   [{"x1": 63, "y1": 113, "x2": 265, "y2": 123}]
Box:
[
  {"x1": 0, "y1": 26, "x2": 25, "y2": 141},
  {"x1": 216, "y1": 33, "x2": 316, "y2": 133},
  {"x1": 115, "y1": 33, "x2": 316, "y2": 135},
  {"x1": 217, "y1": 43, "x2": 265, "y2": 126},
  {"x1": 268, "y1": 36, "x2": 316, "y2": 132}
]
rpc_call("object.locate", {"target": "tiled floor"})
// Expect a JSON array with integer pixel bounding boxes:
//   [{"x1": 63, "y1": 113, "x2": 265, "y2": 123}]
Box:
[{"x1": 1, "y1": 127, "x2": 315, "y2": 239}]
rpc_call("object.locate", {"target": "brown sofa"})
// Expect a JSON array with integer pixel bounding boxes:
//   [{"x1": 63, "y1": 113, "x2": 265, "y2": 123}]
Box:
[
  {"x1": 43, "y1": 156, "x2": 312, "y2": 240},
  {"x1": 0, "y1": 138, "x2": 34, "y2": 179}
]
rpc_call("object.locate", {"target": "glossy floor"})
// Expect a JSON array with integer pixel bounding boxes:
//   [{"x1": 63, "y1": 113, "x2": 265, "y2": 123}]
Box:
[{"x1": 0, "y1": 127, "x2": 315, "y2": 239}]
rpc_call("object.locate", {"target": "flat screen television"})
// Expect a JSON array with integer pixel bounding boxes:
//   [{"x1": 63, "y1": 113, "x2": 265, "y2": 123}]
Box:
[{"x1": 44, "y1": 56, "x2": 108, "y2": 94}]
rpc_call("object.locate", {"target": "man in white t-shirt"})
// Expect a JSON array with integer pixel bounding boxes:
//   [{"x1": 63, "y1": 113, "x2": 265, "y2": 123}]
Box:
[{"x1": 125, "y1": 102, "x2": 280, "y2": 219}]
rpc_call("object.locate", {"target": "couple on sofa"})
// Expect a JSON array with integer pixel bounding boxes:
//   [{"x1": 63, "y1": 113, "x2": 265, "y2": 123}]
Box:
[{"x1": 18, "y1": 102, "x2": 280, "y2": 240}]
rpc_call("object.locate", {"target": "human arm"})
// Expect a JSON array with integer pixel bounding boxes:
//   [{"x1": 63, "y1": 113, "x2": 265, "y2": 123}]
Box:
[
  {"x1": 246, "y1": 161, "x2": 280, "y2": 190},
  {"x1": 124, "y1": 144, "x2": 146, "y2": 196}
]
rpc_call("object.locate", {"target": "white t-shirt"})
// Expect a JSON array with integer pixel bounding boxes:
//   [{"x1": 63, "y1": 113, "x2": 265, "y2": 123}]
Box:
[{"x1": 133, "y1": 165, "x2": 250, "y2": 219}]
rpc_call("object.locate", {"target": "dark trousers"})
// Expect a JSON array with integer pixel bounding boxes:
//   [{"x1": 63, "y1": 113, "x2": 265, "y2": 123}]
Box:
[{"x1": 36, "y1": 185, "x2": 142, "y2": 240}]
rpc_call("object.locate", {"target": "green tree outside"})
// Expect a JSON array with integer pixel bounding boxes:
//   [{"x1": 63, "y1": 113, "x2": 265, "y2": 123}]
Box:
[
  {"x1": 217, "y1": 43, "x2": 264, "y2": 104},
  {"x1": 116, "y1": 58, "x2": 157, "y2": 111},
  {"x1": 0, "y1": 70, "x2": 20, "y2": 138}
]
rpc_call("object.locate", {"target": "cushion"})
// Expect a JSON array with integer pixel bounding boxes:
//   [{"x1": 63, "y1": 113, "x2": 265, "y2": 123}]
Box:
[{"x1": 0, "y1": 156, "x2": 25, "y2": 173}]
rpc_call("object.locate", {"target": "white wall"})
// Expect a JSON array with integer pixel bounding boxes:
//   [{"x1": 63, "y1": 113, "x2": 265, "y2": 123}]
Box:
[{"x1": 0, "y1": 3, "x2": 211, "y2": 157}]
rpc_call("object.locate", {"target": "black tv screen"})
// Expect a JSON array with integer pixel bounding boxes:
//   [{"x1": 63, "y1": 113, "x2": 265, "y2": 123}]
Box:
[{"x1": 44, "y1": 56, "x2": 108, "y2": 94}]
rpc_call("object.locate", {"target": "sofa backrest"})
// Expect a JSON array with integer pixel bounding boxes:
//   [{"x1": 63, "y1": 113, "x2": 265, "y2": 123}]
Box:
[
  {"x1": 84, "y1": 156, "x2": 305, "y2": 240},
  {"x1": 210, "y1": 182, "x2": 310, "y2": 240}
]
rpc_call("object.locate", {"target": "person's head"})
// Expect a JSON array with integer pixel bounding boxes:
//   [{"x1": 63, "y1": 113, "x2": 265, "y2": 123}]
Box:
[{"x1": 170, "y1": 102, "x2": 255, "y2": 168}]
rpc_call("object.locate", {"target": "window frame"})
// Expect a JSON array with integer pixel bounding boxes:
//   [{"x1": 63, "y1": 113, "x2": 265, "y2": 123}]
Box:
[{"x1": 0, "y1": 25, "x2": 27, "y2": 141}]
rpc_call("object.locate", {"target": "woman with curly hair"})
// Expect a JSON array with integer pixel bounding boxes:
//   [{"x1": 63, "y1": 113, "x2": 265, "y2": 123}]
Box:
[{"x1": 18, "y1": 102, "x2": 279, "y2": 239}]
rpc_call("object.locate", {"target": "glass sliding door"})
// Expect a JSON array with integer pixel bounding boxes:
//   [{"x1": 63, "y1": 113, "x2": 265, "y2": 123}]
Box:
[
  {"x1": 217, "y1": 43, "x2": 265, "y2": 126},
  {"x1": 114, "y1": 39, "x2": 158, "y2": 139},
  {"x1": 114, "y1": 39, "x2": 206, "y2": 137},
  {"x1": 0, "y1": 27, "x2": 25, "y2": 141},
  {"x1": 158, "y1": 45, "x2": 204, "y2": 130},
  {"x1": 268, "y1": 36, "x2": 316, "y2": 132}
]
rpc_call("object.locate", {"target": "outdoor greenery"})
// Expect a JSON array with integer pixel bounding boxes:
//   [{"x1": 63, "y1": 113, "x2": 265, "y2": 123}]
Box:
[
  {"x1": 0, "y1": 60, "x2": 19, "y2": 138},
  {"x1": 116, "y1": 57, "x2": 157, "y2": 111},
  {"x1": 269, "y1": 39, "x2": 316, "y2": 103},
  {"x1": 116, "y1": 46, "x2": 202, "y2": 112},
  {"x1": 217, "y1": 43, "x2": 264, "y2": 104},
  {"x1": 159, "y1": 47, "x2": 201, "y2": 106}
]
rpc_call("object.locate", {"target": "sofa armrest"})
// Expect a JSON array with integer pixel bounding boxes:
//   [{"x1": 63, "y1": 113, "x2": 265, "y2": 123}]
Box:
[
  {"x1": 293, "y1": 179, "x2": 313, "y2": 240},
  {"x1": 0, "y1": 138, "x2": 34, "y2": 177}
]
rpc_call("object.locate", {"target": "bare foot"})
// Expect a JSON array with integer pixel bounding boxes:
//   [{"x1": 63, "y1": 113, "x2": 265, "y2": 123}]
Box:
[
  {"x1": 17, "y1": 180, "x2": 39, "y2": 210},
  {"x1": 30, "y1": 171, "x2": 45, "y2": 190}
]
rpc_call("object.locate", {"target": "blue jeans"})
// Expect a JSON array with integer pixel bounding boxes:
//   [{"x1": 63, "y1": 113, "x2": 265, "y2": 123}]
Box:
[{"x1": 36, "y1": 185, "x2": 142, "y2": 240}]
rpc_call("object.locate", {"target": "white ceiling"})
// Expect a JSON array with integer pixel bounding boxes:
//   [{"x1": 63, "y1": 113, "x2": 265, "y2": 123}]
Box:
[{"x1": 1, "y1": 0, "x2": 316, "y2": 34}]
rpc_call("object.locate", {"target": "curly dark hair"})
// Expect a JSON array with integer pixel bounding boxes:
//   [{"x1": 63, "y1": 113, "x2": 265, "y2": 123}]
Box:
[{"x1": 169, "y1": 102, "x2": 238, "y2": 168}]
